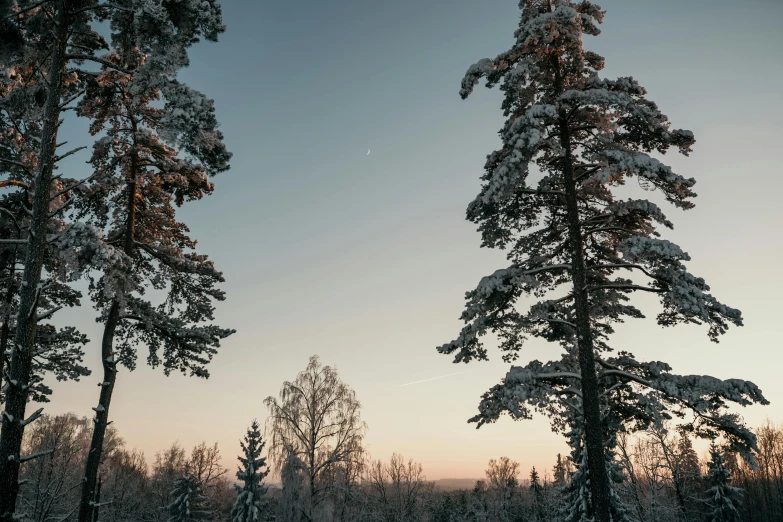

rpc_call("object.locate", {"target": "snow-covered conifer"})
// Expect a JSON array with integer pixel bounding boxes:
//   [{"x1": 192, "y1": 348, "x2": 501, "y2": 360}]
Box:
[
  {"x1": 468, "y1": 348, "x2": 764, "y2": 517},
  {"x1": 530, "y1": 466, "x2": 541, "y2": 493},
  {"x1": 231, "y1": 420, "x2": 272, "y2": 522},
  {"x1": 0, "y1": 196, "x2": 91, "y2": 404},
  {"x1": 559, "y1": 415, "x2": 633, "y2": 522},
  {"x1": 0, "y1": 2, "x2": 135, "y2": 516},
  {"x1": 73, "y1": 5, "x2": 233, "y2": 521},
  {"x1": 553, "y1": 454, "x2": 567, "y2": 487},
  {"x1": 438, "y1": 2, "x2": 767, "y2": 520},
  {"x1": 0, "y1": 179, "x2": 90, "y2": 404},
  {"x1": 705, "y1": 444, "x2": 742, "y2": 522},
  {"x1": 530, "y1": 466, "x2": 544, "y2": 521},
  {"x1": 167, "y1": 467, "x2": 211, "y2": 522}
]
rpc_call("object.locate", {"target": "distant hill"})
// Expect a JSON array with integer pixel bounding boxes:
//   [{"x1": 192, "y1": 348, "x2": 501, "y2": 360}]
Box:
[
  {"x1": 268, "y1": 479, "x2": 480, "y2": 492},
  {"x1": 430, "y1": 478, "x2": 480, "y2": 491}
]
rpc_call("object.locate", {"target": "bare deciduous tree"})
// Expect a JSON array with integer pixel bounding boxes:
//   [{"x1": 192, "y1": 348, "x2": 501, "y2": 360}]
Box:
[
  {"x1": 189, "y1": 441, "x2": 227, "y2": 488},
  {"x1": 265, "y1": 355, "x2": 365, "y2": 521},
  {"x1": 365, "y1": 453, "x2": 429, "y2": 522}
]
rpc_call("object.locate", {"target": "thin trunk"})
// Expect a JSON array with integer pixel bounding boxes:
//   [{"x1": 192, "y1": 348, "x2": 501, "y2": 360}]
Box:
[
  {"x1": 671, "y1": 469, "x2": 687, "y2": 519},
  {"x1": 77, "y1": 170, "x2": 137, "y2": 522},
  {"x1": 77, "y1": 299, "x2": 119, "y2": 522},
  {"x1": 0, "y1": 2, "x2": 68, "y2": 519},
  {"x1": 307, "y1": 398, "x2": 316, "y2": 522},
  {"x1": 655, "y1": 432, "x2": 687, "y2": 519},
  {"x1": 559, "y1": 111, "x2": 612, "y2": 522},
  {"x1": 618, "y1": 437, "x2": 646, "y2": 522}
]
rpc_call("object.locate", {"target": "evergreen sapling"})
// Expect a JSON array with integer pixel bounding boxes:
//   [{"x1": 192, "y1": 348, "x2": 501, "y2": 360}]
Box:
[
  {"x1": 167, "y1": 466, "x2": 211, "y2": 522},
  {"x1": 705, "y1": 443, "x2": 742, "y2": 522},
  {"x1": 231, "y1": 420, "x2": 272, "y2": 522}
]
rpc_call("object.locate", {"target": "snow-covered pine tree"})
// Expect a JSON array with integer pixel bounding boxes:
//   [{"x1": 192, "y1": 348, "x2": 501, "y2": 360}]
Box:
[
  {"x1": 530, "y1": 466, "x2": 541, "y2": 492},
  {"x1": 553, "y1": 454, "x2": 567, "y2": 487},
  {"x1": 556, "y1": 404, "x2": 635, "y2": 522},
  {"x1": 530, "y1": 466, "x2": 544, "y2": 521},
  {"x1": 0, "y1": 64, "x2": 97, "y2": 406},
  {"x1": 705, "y1": 444, "x2": 742, "y2": 522},
  {"x1": 467, "y1": 347, "x2": 764, "y2": 518},
  {"x1": 73, "y1": 4, "x2": 232, "y2": 520},
  {"x1": 431, "y1": 494, "x2": 456, "y2": 522},
  {"x1": 231, "y1": 420, "x2": 272, "y2": 522},
  {"x1": 438, "y1": 2, "x2": 767, "y2": 521},
  {"x1": 0, "y1": 2, "x2": 134, "y2": 516},
  {"x1": 167, "y1": 466, "x2": 211, "y2": 522}
]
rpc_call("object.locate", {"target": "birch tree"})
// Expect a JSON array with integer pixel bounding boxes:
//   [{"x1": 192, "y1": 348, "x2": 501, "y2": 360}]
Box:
[
  {"x1": 265, "y1": 355, "x2": 366, "y2": 521},
  {"x1": 438, "y1": 2, "x2": 767, "y2": 520}
]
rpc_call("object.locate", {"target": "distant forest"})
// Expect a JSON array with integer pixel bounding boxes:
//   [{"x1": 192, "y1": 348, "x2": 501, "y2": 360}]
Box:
[{"x1": 9, "y1": 356, "x2": 781, "y2": 522}]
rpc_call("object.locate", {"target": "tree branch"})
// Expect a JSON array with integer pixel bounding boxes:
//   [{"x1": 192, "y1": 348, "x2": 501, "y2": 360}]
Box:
[
  {"x1": 63, "y1": 54, "x2": 129, "y2": 74},
  {"x1": 0, "y1": 159, "x2": 32, "y2": 174},
  {"x1": 585, "y1": 284, "x2": 664, "y2": 294}
]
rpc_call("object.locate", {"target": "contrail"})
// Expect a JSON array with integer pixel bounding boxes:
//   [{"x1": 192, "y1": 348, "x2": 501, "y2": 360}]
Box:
[{"x1": 398, "y1": 370, "x2": 470, "y2": 388}]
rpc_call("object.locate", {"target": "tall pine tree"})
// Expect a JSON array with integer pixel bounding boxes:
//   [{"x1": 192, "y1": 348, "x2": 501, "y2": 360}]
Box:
[
  {"x1": 0, "y1": 69, "x2": 91, "y2": 404},
  {"x1": 231, "y1": 420, "x2": 272, "y2": 522},
  {"x1": 73, "y1": 3, "x2": 232, "y2": 520},
  {"x1": 437, "y1": 2, "x2": 766, "y2": 520},
  {"x1": 705, "y1": 444, "x2": 742, "y2": 522},
  {"x1": 0, "y1": 2, "x2": 135, "y2": 517}
]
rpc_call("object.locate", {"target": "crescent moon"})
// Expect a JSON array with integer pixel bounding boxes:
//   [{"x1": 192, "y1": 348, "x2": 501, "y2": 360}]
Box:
[{"x1": 366, "y1": 149, "x2": 371, "y2": 155}]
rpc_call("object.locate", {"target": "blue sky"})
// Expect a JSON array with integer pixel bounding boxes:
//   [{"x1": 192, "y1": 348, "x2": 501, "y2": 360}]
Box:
[{"x1": 47, "y1": 0, "x2": 783, "y2": 479}]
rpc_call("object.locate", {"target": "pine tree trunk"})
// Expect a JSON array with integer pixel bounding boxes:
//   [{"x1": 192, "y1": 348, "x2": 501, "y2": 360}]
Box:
[
  {"x1": 0, "y1": 2, "x2": 68, "y2": 519},
  {"x1": 0, "y1": 251, "x2": 17, "y2": 399},
  {"x1": 78, "y1": 176, "x2": 137, "y2": 522},
  {"x1": 77, "y1": 300, "x2": 119, "y2": 522},
  {"x1": 91, "y1": 475, "x2": 102, "y2": 522},
  {"x1": 559, "y1": 113, "x2": 612, "y2": 522}
]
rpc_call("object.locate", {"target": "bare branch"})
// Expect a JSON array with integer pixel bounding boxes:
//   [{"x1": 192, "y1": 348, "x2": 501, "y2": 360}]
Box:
[{"x1": 19, "y1": 448, "x2": 53, "y2": 463}]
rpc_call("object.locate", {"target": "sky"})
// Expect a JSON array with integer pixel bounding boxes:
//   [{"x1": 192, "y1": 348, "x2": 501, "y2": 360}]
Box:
[{"x1": 44, "y1": 0, "x2": 783, "y2": 481}]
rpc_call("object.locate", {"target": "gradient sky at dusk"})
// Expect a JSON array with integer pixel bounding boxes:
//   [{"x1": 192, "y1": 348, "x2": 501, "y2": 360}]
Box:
[{"x1": 46, "y1": 0, "x2": 783, "y2": 480}]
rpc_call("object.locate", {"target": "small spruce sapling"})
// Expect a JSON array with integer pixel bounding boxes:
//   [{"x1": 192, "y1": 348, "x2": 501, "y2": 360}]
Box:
[
  {"x1": 705, "y1": 444, "x2": 742, "y2": 522},
  {"x1": 167, "y1": 465, "x2": 211, "y2": 522},
  {"x1": 231, "y1": 420, "x2": 272, "y2": 522}
]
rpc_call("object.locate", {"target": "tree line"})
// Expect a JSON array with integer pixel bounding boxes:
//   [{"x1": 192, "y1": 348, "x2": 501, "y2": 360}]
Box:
[{"x1": 8, "y1": 355, "x2": 783, "y2": 522}]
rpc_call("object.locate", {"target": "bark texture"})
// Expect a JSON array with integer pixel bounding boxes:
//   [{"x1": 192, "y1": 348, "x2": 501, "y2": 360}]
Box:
[{"x1": 0, "y1": 2, "x2": 68, "y2": 518}]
